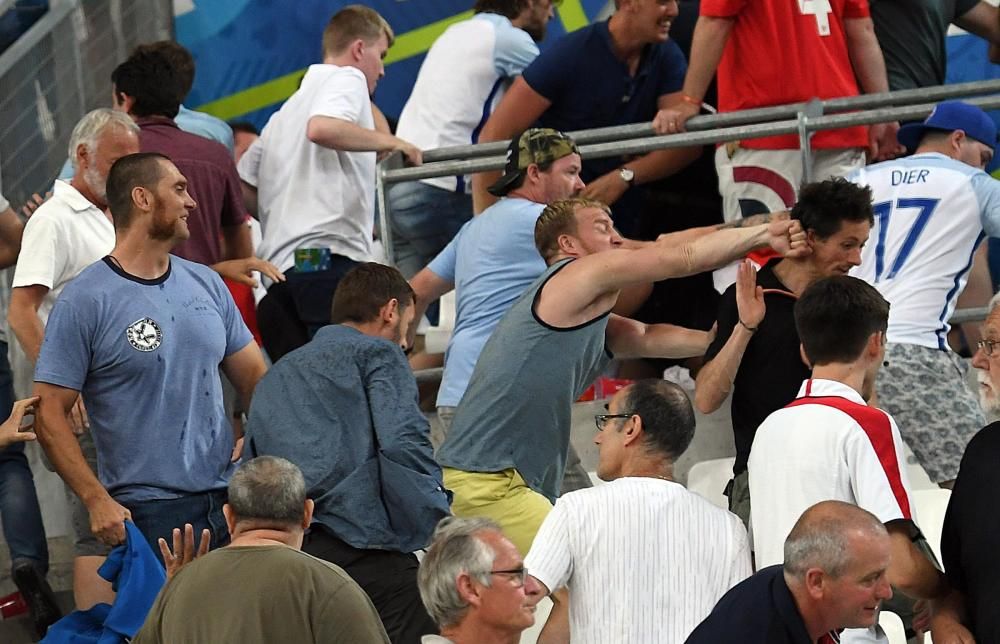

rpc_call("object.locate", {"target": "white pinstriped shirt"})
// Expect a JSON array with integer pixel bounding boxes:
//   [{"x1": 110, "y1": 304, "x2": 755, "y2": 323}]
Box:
[{"x1": 525, "y1": 477, "x2": 752, "y2": 643}]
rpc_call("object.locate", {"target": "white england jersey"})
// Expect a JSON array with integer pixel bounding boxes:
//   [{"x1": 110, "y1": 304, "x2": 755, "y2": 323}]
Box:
[{"x1": 850, "y1": 153, "x2": 1000, "y2": 349}]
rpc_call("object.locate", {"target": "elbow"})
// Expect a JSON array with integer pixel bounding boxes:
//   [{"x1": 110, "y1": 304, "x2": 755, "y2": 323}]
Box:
[
  {"x1": 305, "y1": 118, "x2": 327, "y2": 145},
  {"x1": 693, "y1": 389, "x2": 721, "y2": 415}
]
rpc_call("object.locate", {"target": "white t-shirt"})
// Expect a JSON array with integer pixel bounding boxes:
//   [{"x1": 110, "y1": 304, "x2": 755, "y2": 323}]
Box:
[
  {"x1": 12, "y1": 180, "x2": 114, "y2": 323},
  {"x1": 749, "y1": 378, "x2": 915, "y2": 567},
  {"x1": 396, "y1": 13, "x2": 538, "y2": 192},
  {"x1": 0, "y1": 192, "x2": 8, "y2": 212},
  {"x1": 525, "y1": 477, "x2": 751, "y2": 644},
  {"x1": 850, "y1": 153, "x2": 1000, "y2": 350},
  {"x1": 242, "y1": 64, "x2": 375, "y2": 272}
]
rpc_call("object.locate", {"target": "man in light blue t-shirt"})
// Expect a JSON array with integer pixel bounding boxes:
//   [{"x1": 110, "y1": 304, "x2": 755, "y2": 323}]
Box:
[
  {"x1": 34, "y1": 152, "x2": 267, "y2": 560},
  {"x1": 410, "y1": 128, "x2": 583, "y2": 437}
]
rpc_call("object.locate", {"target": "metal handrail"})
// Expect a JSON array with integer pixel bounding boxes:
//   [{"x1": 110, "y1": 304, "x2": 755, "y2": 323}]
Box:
[
  {"x1": 420, "y1": 79, "x2": 1000, "y2": 163},
  {"x1": 383, "y1": 95, "x2": 1000, "y2": 185}
]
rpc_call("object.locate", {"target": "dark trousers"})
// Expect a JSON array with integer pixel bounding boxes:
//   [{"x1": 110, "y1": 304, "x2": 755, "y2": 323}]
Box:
[
  {"x1": 302, "y1": 526, "x2": 438, "y2": 644},
  {"x1": 127, "y1": 489, "x2": 230, "y2": 566},
  {"x1": 257, "y1": 255, "x2": 359, "y2": 362}
]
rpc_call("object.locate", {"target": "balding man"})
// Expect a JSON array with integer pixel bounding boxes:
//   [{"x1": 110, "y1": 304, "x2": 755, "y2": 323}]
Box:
[
  {"x1": 687, "y1": 501, "x2": 894, "y2": 644},
  {"x1": 525, "y1": 379, "x2": 750, "y2": 642}
]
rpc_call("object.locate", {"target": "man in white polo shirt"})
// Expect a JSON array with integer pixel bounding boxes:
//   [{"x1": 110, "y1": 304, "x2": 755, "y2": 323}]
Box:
[
  {"x1": 526, "y1": 379, "x2": 750, "y2": 643},
  {"x1": 749, "y1": 275, "x2": 947, "y2": 643},
  {"x1": 240, "y1": 5, "x2": 422, "y2": 361}
]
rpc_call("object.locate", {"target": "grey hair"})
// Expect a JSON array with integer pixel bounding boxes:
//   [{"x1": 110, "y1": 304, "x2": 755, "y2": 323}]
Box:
[
  {"x1": 227, "y1": 456, "x2": 307, "y2": 526},
  {"x1": 68, "y1": 108, "x2": 139, "y2": 171},
  {"x1": 418, "y1": 517, "x2": 500, "y2": 628},
  {"x1": 783, "y1": 501, "x2": 887, "y2": 579},
  {"x1": 989, "y1": 291, "x2": 1000, "y2": 313}
]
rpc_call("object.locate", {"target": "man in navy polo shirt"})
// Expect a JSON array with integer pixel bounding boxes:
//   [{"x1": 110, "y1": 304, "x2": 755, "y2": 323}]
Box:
[
  {"x1": 688, "y1": 501, "x2": 894, "y2": 644},
  {"x1": 471, "y1": 0, "x2": 699, "y2": 237}
]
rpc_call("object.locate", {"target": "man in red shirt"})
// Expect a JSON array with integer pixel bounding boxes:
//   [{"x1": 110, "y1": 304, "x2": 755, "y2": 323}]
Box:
[{"x1": 657, "y1": 0, "x2": 902, "y2": 228}]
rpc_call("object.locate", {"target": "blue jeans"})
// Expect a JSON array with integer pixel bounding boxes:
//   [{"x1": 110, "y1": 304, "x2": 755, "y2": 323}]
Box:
[
  {"x1": 0, "y1": 341, "x2": 48, "y2": 574},
  {"x1": 126, "y1": 489, "x2": 229, "y2": 566},
  {"x1": 387, "y1": 181, "x2": 472, "y2": 279}
]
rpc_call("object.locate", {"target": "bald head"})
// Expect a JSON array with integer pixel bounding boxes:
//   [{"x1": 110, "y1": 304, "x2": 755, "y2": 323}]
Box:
[{"x1": 783, "y1": 501, "x2": 888, "y2": 580}]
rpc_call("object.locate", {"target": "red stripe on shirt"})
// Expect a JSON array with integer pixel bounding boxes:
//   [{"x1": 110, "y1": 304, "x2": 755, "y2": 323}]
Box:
[{"x1": 784, "y1": 395, "x2": 912, "y2": 519}]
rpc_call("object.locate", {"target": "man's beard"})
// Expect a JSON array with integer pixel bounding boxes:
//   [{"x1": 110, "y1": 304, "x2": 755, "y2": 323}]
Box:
[
  {"x1": 83, "y1": 166, "x2": 107, "y2": 206},
  {"x1": 979, "y1": 372, "x2": 1000, "y2": 415}
]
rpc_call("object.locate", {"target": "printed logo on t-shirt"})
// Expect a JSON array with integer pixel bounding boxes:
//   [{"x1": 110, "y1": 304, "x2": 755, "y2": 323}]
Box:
[{"x1": 125, "y1": 317, "x2": 162, "y2": 352}]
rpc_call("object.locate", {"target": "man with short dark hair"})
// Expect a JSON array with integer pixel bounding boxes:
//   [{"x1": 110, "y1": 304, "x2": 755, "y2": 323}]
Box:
[
  {"x1": 243, "y1": 5, "x2": 422, "y2": 361},
  {"x1": 34, "y1": 152, "x2": 268, "y2": 559},
  {"x1": 525, "y1": 379, "x2": 750, "y2": 642},
  {"x1": 418, "y1": 517, "x2": 542, "y2": 644},
  {"x1": 133, "y1": 456, "x2": 389, "y2": 644},
  {"x1": 245, "y1": 262, "x2": 450, "y2": 644},
  {"x1": 748, "y1": 275, "x2": 946, "y2": 642},
  {"x1": 111, "y1": 48, "x2": 259, "y2": 278},
  {"x1": 687, "y1": 501, "x2": 895, "y2": 643},
  {"x1": 437, "y1": 197, "x2": 807, "y2": 555},
  {"x1": 851, "y1": 100, "x2": 1000, "y2": 487},
  {"x1": 696, "y1": 177, "x2": 874, "y2": 525}
]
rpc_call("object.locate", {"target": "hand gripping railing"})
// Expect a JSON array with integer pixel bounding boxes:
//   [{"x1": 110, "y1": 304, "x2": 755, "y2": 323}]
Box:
[{"x1": 377, "y1": 80, "x2": 1000, "y2": 327}]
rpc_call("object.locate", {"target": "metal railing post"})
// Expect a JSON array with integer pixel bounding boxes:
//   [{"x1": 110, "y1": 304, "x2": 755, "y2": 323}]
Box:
[
  {"x1": 377, "y1": 151, "x2": 404, "y2": 265},
  {"x1": 798, "y1": 99, "x2": 823, "y2": 184}
]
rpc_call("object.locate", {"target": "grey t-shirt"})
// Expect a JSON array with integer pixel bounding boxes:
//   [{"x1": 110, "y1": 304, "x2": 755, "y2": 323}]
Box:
[
  {"x1": 438, "y1": 259, "x2": 612, "y2": 501},
  {"x1": 134, "y1": 545, "x2": 390, "y2": 644},
  {"x1": 871, "y1": 0, "x2": 979, "y2": 90}
]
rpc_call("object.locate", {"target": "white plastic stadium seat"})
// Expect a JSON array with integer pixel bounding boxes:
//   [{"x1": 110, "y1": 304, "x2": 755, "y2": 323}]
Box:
[
  {"x1": 686, "y1": 457, "x2": 736, "y2": 510},
  {"x1": 912, "y1": 488, "x2": 951, "y2": 564}
]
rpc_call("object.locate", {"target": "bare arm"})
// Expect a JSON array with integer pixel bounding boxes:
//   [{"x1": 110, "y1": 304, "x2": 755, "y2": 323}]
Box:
[
  {"x1": 886, "y1": 522, "x2": 947, "y2": 600},
  {"x1": 8, "y1": 285, "x2": 49, "y2": 363},
  {"x1": 306, "y1": 116, "x2": 421, "y2": 165},
  {"x1": 929, "y1": 589, "x2": 976, "y2": 644},
  {"x1": 221, "y1": 342, "x2": 268, "y2": 416},
  {"x1": 844, "y1": 17, "x2": 902, "y2": 161},
  {"x1": 537, "y1": 588, "x2": 571, "y2": 644},
  {"x1": 34, "y1": 381, "x2": 131, "y2": 545},
  {"x1": 536, "y1": 220, "x2": 805, "y2": 327},
  {"x1": 220, "y1": 221, "x2": 253, "y2": 260},
  {"x1": 0, "y1": 206, "x2": 23, "y2": 269},
  {"x1": 606, "y1": 315, "x2": 712, "y2": 359},
  {"x1": 408, "y1": 267, "x2": 454, "y2": 347},
  {"x1": 694, "y1": 260, "x2": 764, "y2": 414},
  {"x1": 471, "y1": 78, "x2": 552, "y2": 213},
  {"x1": 654, "y1": 16, "x2": 734, "y2": 133},
  {"x1": 955, "y1": 1, "x2": 1000, "y2": 43},
  {"x1": 240, "y1": 180, "x2": 258, "y2": 219}
]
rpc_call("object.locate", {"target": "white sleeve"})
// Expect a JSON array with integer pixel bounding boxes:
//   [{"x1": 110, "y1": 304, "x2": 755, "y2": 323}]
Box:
[
  {"x1": 308, "y1": 69, "x2": 368, "y2": 124},
  {"x1": 845, "y1": 420, "x2": 913, "y2": 525},
  {"x1": 524, "y1": 499, "x2": 574, "y2": 594},
  {"x1": 12, "y1": 212, "x2": 63, "y2": 290},
  {"x1": 237, "y1": 138, "x2": 262, "y2": 187},
  {"x1": 971, "y1": 171, "x2": 1000, "y2": 238},
  {"x1": 0, "y1": 192, "x2": 8, "y2": 212}
]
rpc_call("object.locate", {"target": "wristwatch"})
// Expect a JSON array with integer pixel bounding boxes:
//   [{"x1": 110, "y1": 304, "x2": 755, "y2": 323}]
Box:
[{"x1": 618, "y1": 167, "x2": 635, "y2": 186}]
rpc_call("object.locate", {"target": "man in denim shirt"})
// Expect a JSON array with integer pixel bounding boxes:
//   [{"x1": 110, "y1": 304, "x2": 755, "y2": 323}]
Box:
[{"x1": 245, "y1": 262, "x2": 450, "y2": 644}]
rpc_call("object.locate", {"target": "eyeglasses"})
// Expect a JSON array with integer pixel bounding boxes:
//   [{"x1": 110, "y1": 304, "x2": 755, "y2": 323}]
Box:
[
  {"x1": 490, "y1": 566, "x2": 529, "y2": 587},
  {"x1": 978, "y1": 339, "x2": 1000, "y2": 356},
  {"x1": 594, "y1": 413, "x2": 635, "y2": 431}
]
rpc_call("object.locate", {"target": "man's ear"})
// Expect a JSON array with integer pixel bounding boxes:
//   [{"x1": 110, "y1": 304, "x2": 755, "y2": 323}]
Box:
[
  {"x1": 455, "y1": 572, "x2": 484, "y2": 608},
  {"x1": 804, "y1": 568, "x2": 826, "y2": 600},
  {"x1": 302, "y1": 499, "x2": 315, "y2": 530},
  {"x1": 622, "y1": 415, "x2": 642, "y2": 447},
  {"x1": 75, "y1": 143, "x2": 90, "y2": 171},
  {"x1": 131, "y1": 185, "x2": 152, "y2": 212},
  {"x1": 866, "y1": 331, "x2": 883, "y2": 359},
  {"x1": 557, "y1": 233, "x2": 578, "y2": 256},
  {"x1": 349, "y1": 38, "x2": 365, "y2": 62},
  {"x1": 380, "y1": 298, "x2": 400, "y2": 324}
]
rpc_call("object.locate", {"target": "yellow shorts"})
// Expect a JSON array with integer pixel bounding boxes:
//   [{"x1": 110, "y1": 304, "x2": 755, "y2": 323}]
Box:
[{"x1": 443, "y1": 467, "x2": 552, "y2": 556}]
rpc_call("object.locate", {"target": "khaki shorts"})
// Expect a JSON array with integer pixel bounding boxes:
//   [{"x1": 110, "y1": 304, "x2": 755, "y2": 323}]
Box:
[{"x1": 443, "y1": 467, "x2": 552, "y2": 556}]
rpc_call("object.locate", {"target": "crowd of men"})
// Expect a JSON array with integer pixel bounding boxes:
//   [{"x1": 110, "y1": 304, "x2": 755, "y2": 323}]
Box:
[{"x1": 1, "y1": 0, "x2": 1000, "y2": 642}]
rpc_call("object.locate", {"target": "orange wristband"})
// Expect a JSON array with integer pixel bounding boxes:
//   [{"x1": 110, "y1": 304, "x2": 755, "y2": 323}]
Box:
[{"x1": 680, "y1": 94, "x2": 702, "y2": 107}]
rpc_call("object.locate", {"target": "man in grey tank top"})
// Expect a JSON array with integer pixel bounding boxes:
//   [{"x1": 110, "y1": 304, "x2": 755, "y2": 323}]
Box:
[{"x1": 436, "y1": 197, "x2": 808, "y2": 557}]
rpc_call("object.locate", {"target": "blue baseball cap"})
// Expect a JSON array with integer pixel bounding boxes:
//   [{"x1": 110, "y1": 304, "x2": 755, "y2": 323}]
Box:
[{"x1": 897, "y1": 100, "x2": 998, "y2": 152}]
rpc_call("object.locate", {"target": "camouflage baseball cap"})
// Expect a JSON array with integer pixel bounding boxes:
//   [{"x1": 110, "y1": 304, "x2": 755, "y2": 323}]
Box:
[{"x1": 488, "y1": 128, "x2": 580, "y2": 197}]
